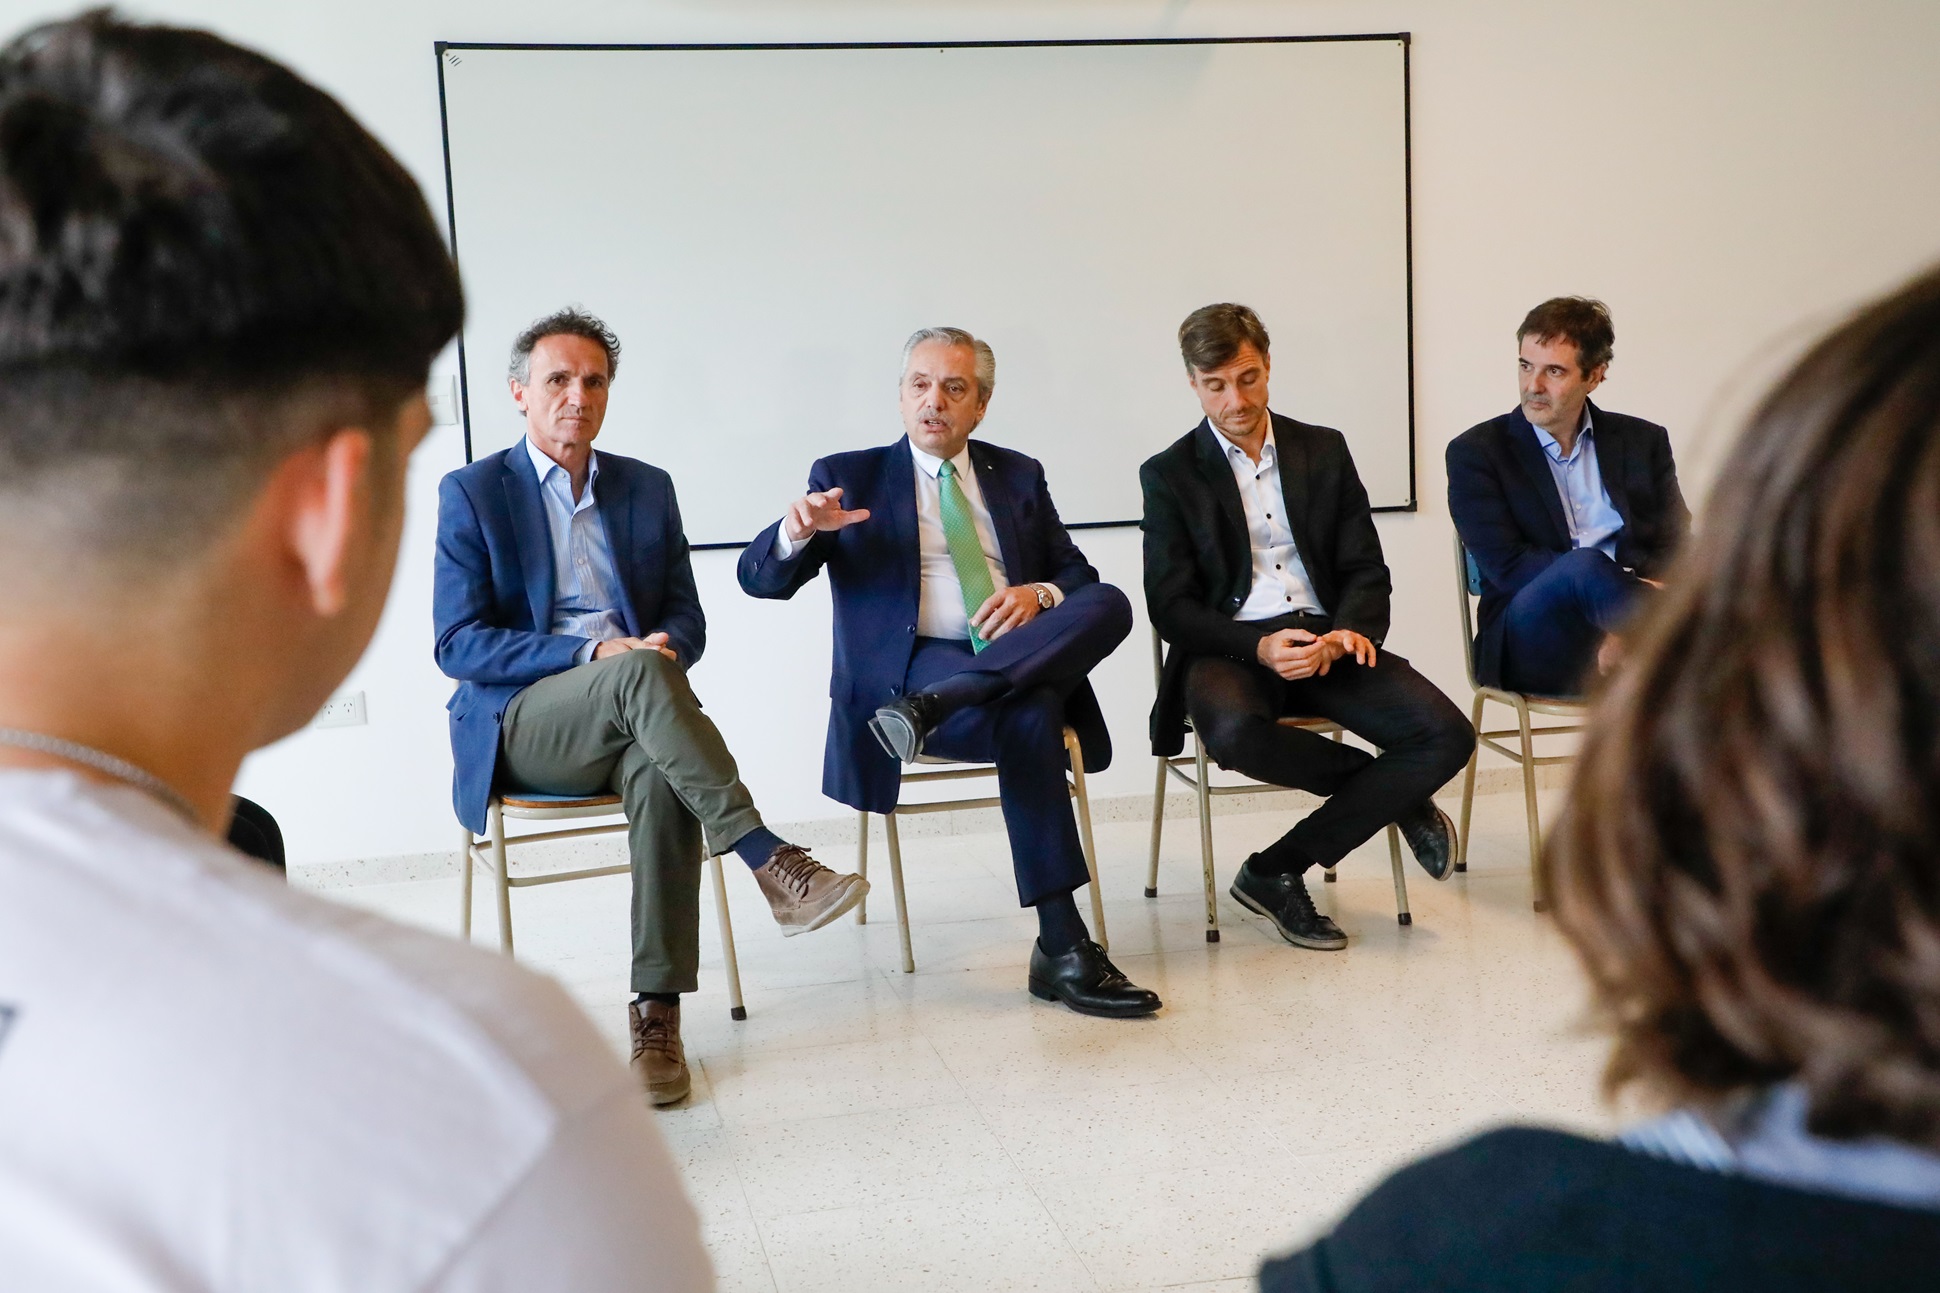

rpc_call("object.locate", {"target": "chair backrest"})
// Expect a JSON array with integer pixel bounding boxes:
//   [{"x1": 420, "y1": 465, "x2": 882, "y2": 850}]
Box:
[{"x1": 1453, "y1": 532, "x2": 1483, "y2": 693}]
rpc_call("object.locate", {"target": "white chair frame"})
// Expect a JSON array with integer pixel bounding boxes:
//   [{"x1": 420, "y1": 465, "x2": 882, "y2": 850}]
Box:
[
  {"x1": 459, "y1": 792, "x2": 746, "y2": 1020},
  {"x1": 1451, "y1": 535, "x2": 1589, "y2": 912},
  {"x1": 854, "y1": 725, "x2": 1107, "y2": 974},
  {"x1": 1144, "y1": 629, "x2": 1411, "y2": 942}
]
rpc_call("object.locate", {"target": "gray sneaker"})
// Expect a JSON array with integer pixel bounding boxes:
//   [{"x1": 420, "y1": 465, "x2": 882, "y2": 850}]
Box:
[{"x1": 754, "y1": 844, "x2": 870, "y2": 936}]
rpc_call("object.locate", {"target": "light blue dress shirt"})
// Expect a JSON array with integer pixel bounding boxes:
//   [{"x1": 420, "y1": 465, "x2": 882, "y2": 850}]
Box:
[
  {"x1": 1224, "y1": 421, "x2": 1326, "y2": 620},
  {"x1": 1531, "y1": 407, "x2": 1625, "y2": 560},
  {"x1": 522, "y1": 437, "x2": 628, "y2": 664}
]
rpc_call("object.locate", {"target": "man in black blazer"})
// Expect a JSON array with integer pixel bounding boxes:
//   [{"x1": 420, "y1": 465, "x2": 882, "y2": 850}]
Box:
[
  {"x1": 1446, "y1": 297, "x2": 1689, "y2": 696},
  {"x1": 1142, "y1": 304, "x2": 1474, "y2": 951}
]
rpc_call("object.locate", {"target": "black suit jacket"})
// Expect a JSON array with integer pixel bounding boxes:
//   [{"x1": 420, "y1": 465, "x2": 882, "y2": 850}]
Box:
[
  {"x1": 1446, "y1": 404, "x2": 1689, "y2": 690},
  {"x1": 1140, "y1": 415, "x2": 1391, "y2": 757},
  {"x1": 1261, "y1": 1126, "x2": 1940, "y2": 1292}
]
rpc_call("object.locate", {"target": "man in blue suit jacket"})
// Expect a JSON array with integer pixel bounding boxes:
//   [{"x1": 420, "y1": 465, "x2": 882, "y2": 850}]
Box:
[
  {"x1": 436, "y1": 309, "x2": 867, "y2": 1104},
  {"x1": 1448, "y1": 298, "x2": 1690, "y2": 697},
  {"x1": 738, "y1": 327, "x2": 1158, "y2": 1019}
]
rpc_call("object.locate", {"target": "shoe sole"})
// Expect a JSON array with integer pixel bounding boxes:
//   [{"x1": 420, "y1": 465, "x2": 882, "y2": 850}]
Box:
[
  {"x1": 780, "y1": 875, "x2": 871, "y2": 937},
  {"x1": 1229, "y1": 883, "x2": 1348, "y2": 950},
  {"x1": 867, "y1": 713, "x2": 922, "y2": 764},
  {"x1": 1027, "y1": 978, "x2": 1162, "y2": 1018},
  {"x1": 640, "y1": 1067, "x2": 691, "y2": 1106}
]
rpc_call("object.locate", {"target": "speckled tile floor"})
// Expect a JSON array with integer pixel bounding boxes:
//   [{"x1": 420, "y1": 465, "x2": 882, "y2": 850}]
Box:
[{"x1": 320, "y1": 784, "x2": 1615, "y2": 1292}]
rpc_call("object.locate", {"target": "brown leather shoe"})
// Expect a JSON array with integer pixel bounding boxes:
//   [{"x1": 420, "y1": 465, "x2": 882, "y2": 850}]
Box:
[
  {"x1": 628, "y1": 999, "x2": 690, "y2": 1106},
  {"x1": 755, "y1": 843, "x2": 870, "y2": 936}
]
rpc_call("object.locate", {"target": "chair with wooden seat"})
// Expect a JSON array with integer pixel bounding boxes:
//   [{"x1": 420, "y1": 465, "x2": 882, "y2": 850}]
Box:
[
  {"x1": 1451, "y1": 535, "x2": 1590, "y2": 912},
  {"x1": 853, "y1": 726, "x2": 1108, "y2": 974},
  {"x1": 1143, "y1": 629, "x2": 1411, "y2": 942},
  {"x1": 458, "y1": 791, "x2": 747, "y2": 1020}
]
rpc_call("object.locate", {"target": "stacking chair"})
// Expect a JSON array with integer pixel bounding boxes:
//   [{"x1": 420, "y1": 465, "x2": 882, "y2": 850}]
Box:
[
  {"x1": 1144, "y1": 629, "x2": 1411, "y2": 942},
  {"x1": 459, "y1": 792, "x2": 747, "y2": 1020},
  {"x1": 854, "y1": 726, "x2": 1108, "y2": 974},
  {"x1": 1451, "y1": 535, "x2": 1590, "y2": 912}
]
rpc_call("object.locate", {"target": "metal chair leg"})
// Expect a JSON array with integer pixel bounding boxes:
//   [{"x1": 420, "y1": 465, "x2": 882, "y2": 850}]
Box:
[
  {"x1": 1067, "y1": 730, "x2": 1107, "y2": 952},
  {"x1": 1388, "y1": 824, "x2": 1411, "y2": 925},
  {"x1": 1322, "y1": 731, "x2": 1342, "y2": 882},
  {"x1": 1516, "y1": 700, "x2": 1546, "y2": 913},
  {"x1": 1192, "y1": 733, "x2": 1220, "y2": 943},
  {"x1": 457, "y1": 822, "x2": 475, "y2": 942},
  {"x1": 489, "y1": 801, "x2": 514, "y2": 956},
  {"x1": 1146, "y1": 755, "x2": 1167, "y2": 898},
  {"x1": 855, "y1": 809, "x2": 869, "y2": 925},
  {"x1": 1457, "y1": 693, "x2": 1485, "y2": 873},
  {"x1": 708, "y1": 852, "x2": 747, "y2": 1021},
  {"x1": 883, "y1": 810, "x2": 915, "y2": 973}
]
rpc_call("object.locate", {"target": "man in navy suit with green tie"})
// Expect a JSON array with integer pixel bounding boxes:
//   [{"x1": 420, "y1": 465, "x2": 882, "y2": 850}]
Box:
[{"x1": 739, "y1": 327, "x2": 1158, "y2": 1018}]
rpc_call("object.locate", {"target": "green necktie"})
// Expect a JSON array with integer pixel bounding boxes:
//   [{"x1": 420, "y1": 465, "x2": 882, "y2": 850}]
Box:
[{"x1": 938, "y1": 460, "x2": 998, "y2": 653}]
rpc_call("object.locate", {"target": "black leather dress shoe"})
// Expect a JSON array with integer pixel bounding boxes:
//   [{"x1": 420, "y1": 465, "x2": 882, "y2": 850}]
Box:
[
  {"x1": 1397, "y1": 802, "x2": 1457, "y2": 881},
  {"x1": 1231, "y1": 856, "x2": 1348, "y2": 950},
  {"x1": 1027, "y1": 939, "x2": 1162, "y2": 1018},
  {"x1": 868, "y1": 693, "x2": 943, "y2": 764}
]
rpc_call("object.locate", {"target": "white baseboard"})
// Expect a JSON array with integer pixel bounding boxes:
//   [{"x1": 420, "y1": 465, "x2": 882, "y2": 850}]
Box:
[{"x1": 289, "y1": 761, "x2": 1570, "y2": 892}]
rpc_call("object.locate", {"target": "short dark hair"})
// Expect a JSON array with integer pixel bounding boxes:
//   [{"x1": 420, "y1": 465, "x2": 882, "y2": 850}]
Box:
[
  {"x1": 1517, "y1": 297, "x2": 1614, "y2": 376},
  {"x1": 509, "y1": 308, "x2": 620, "y2": 384},
  {"x1": 0, "y1": 11, "x2": 462, "y2": 562},
  {"x1": 1179, "y1": 303, "x2": 1270, "y2": 374},
  {"x1": 1550, "y1": 264, "x2": 1940, "y2": 1148}
]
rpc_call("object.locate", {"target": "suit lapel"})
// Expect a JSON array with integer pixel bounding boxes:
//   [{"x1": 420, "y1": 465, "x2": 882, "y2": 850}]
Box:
[
  {"x1": 1587, "y1": 402, "x2": 1633, "y2": 527},
  {"x1": 969, "y1": 440, "x2": 1026, "y2": 580},
  {"x1": 591, "y1": 455, "x2": 642, "y2": 635},
  {"x1": 1506, "y1": 408, "x2": 1572, "y2": 546},
  {"x1": 886, "y1": 437, "x2": 921, "y2": 612},
  {"x1": 500, "y1": 449, "x2": 556, "y2": 632},
  {"x1": 1271, "y1": 415, "x2": 1317, "y2": 569},
  {"x1": 1193, "y1": 421, "x2": 1250, "y2": 571}
]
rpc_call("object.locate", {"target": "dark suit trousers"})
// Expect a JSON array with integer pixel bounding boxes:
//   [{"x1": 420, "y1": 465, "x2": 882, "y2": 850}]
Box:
[
  {"x1": 1500, "y1": 548, "x2": 1649, "y2": 697},
  {"x1": 1186, "y1": 634, "x2": 1473, "y2": 871},
  {"x1": 906, "y1": 582, "x2": 1133, "y2": 906},
  {"x1": 497, "y1": 649, "x2": 766, "y2": 995}
]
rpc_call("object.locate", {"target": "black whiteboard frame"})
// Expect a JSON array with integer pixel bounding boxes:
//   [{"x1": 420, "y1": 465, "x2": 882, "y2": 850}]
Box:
[{"x1": 433, "y1": 34, "x2": 1417, "y2": 549}]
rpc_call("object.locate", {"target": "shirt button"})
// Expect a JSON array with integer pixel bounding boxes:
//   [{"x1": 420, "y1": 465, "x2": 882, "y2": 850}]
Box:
[{"x1": 1275, "y1": 564, "x2": 1282, "y2": 570}]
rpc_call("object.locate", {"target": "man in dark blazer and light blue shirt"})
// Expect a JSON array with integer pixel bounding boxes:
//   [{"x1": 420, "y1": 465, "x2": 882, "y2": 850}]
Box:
[
  {"x1": 1142, "y1": 304, "x2": 1474, "y2": 953},
  {"x1": 738, "y1": 326, "x2": 1158, "y2": 1018},
  {"x1": 1447, "y1": 297, "x2": 1690, "y2": 698},
  {"x1": 435, "y1": 309, "x2": 867, "y2": 1105}
]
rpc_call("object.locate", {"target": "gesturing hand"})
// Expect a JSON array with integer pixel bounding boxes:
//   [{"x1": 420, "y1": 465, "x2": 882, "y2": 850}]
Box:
[
  {"x1": 1321, "y1": 629, "x2": 1377, "y2": 668},
  {"x1": 784, "y1": 486, "x2": 871, "y2": 542},
  {"x1": 1255, "y1": 629, "x2": 1342, "y2": 681},
  {"x1": 970, "y1": 586, "x2": 1042, "y2": 641}
]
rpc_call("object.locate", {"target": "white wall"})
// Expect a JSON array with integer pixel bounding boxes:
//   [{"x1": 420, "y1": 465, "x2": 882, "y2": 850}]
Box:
[{"x1": 14, "y1": 0, "x2": 1938, "y2": 863}]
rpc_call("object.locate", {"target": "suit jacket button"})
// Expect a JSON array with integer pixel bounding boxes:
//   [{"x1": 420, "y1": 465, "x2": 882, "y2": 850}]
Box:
[
  {"x1": 907, "y1": 624, "x2": 916, "y2": 634},
  {"x1": 891, "y1": 686, "x2": 901, "y2": 696}
]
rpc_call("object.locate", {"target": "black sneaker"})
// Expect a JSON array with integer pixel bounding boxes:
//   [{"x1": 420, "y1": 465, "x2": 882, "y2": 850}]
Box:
[
  {"x1": 1397, "y1": 802, "x2": 1457, "y2": 881},
  {"x1": 1230, "y1": 856, "x2": 1348, "y2": 950}
]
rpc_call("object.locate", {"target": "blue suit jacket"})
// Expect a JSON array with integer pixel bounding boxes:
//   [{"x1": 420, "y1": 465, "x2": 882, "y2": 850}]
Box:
[
  {"x1": 433, "y1": 446, "x2": 705, "y2": 833},
  {"x1": 1446, "y1": 403, "x2": 1688, "y2": 689},
  {"x1": 737, "y1": 436, "x2": 1108, "y2": 814}
]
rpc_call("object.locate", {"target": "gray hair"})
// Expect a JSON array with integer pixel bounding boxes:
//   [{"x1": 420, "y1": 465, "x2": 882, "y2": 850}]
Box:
[
  {"x1": 902, "y1": 326, "x2": 995, "y2": 401},
  {"x1": 509, "y1": 307, "x2": 620, "y2": 385}
]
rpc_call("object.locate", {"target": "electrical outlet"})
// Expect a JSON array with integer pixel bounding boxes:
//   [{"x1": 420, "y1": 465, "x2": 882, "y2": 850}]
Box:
[
  {"x1": 427, "y1": 375, "x2": 460, "y2": 426},
  {"x1": 313, "y1": 690, "x2": 367, "y2": 729}
]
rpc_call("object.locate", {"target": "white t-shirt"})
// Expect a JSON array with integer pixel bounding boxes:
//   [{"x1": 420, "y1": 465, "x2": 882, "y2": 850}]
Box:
[{"x1": 0, "y1": 770, "x2": 713, "y2": 1292}]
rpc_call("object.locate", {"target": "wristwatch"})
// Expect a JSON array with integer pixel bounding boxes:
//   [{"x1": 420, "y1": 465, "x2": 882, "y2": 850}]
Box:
[{"x1": 1031, "y1": 583, "x2": 1055, "y2": 610}]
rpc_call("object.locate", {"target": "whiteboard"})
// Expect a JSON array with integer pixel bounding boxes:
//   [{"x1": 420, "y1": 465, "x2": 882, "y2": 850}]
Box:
[{"x1": 436, "y1": 37, "x2": 1415, "y2": 546}]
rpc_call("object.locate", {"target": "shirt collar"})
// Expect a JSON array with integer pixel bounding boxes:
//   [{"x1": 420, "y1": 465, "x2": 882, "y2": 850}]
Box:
[
  {"x1": 1220, "y1": 417, "x2": 1277, "y2": 467},
  {"x1": 1530, "y1": 404, "x2": 1594, "y2": 462},
  {"x1": 909, "y1": 438, "x2": 973, "y2": 481},
  {"x1": 523, "y1": 436, "x2": 598, "y2": 491}
]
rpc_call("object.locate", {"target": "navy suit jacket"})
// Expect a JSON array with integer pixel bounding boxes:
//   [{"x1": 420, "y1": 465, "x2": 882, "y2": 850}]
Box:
[
  {"x1": 1446, "y1": 403, "x2": 1689, "y2": 690},
  {"x1": 737, "y1": 436, "x2": 1109, "y2": 815},
  {"x1": 433, "y1": 446, "x2": 705, "y2": 833}
]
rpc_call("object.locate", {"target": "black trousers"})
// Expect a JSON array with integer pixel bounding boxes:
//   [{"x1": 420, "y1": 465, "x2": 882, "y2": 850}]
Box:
[
  {"x1": 1185, "y1": 631, "x2": 1474, "y2": 871},
  {"x1": 907, "y1": 582, "x2": 1133, "y2": 907}
]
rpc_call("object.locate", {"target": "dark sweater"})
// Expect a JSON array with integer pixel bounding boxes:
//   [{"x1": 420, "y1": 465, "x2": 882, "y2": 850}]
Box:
[{"x1": 1261, "y1": 1126, "x2": 1940, "y2": 1291}]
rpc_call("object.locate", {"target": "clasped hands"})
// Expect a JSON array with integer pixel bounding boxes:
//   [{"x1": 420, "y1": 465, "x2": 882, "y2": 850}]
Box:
[
  {"x1": 1255, "y1": 627, "x2": 1376, "y2": 681},
  {"x1": 782, "y1": 485, "x2": 1041, "y2": 641},
  {"x1": 593, "y1": 632, "x2": 678, "y2": 663}
]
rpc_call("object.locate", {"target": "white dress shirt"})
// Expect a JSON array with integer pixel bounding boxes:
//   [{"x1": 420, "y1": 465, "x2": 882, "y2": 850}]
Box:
[
  {"x1": 772, "y1": 438, "x2": 1061, "y2": 640},
  {"x1": 524, "y1": 437, "x2": 629, "y2": 664},
  {"x1": 1223, "y1": 421, "x2": 1326, "y2": 620},
  {"x1": 1530, "y1": 406, "x2": 1624, "y2": 560}
]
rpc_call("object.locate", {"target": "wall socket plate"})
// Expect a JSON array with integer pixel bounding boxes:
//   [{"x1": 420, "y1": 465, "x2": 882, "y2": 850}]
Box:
[
  {"x1": 314, "y1": 690, "x2": 367, "y2": 729},
  {"x1": 427, "y1": 374, "x2": 460, "y2": 427}
]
